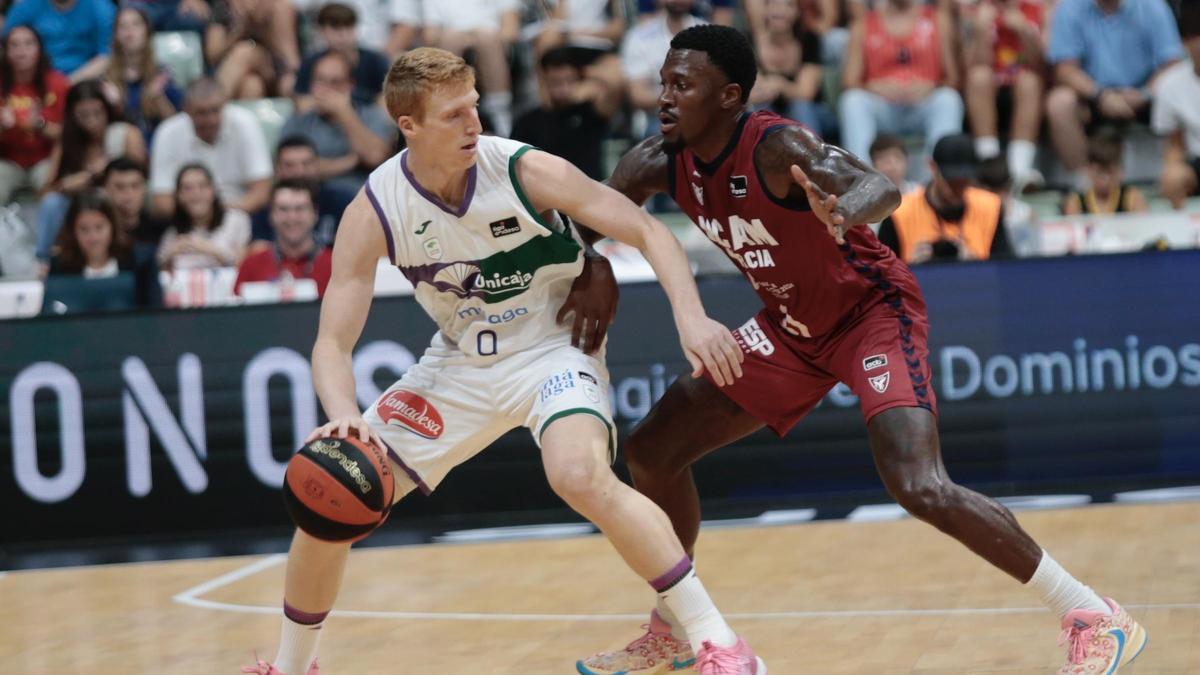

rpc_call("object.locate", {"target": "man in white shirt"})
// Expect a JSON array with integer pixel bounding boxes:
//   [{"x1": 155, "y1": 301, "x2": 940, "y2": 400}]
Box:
[
  {"x1": 620, "y1": 0, "x2": 705, "y2": 137},
  {"x1": 149, "y1": 78, "x2": 273, "y2": 217},
  {"x1": 1152, "y1": 3, "x2": 1200, "y2": 209}
]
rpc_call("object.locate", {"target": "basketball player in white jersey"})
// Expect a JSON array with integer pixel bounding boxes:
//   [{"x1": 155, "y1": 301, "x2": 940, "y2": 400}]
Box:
[{"x1": 243, "y1": 49, "x2": 767, "y2": 675}]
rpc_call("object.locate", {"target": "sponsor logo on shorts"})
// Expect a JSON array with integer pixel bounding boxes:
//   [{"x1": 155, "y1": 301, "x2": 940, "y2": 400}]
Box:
[
  {"x1": 869, "y1": 372, "x2": 891, "y2": 394},
  {"x1": 734, "y1": 317, "x2": 775, "y2": 356},
  {"x1": 863, "y1": 354, "x2": 888, "y2": 371},
  {"x1": 578, "y1": 371, "x2": 601, "y2": 402},
  {"x1": 306, "y1": 439, "x2": 374, "y2": 494},
  {"x1": 540, "y1": 369, "x2": 577, "y2": 402},
  {"x1": 489, "y1": 216, "x2": 521, "y2": 238},
  {"x1": 578, "y1": 371, "x2": 598, "y2": 385},
  {"x1": 377, "y1": 390, "x2": 444, "y2": 439},
  {"x1": 729, "y1": 175, "x2": 748, "y2": 198},
  {"x1": 423, "y1": 238, "x2": 443, "y2": 260}
]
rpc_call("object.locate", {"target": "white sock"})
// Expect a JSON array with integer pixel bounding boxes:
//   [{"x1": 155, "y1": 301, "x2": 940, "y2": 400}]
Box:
[
  {"x1": 482, "y1": 92, "x2": 512, "y2": 137},
  {"x1": 657, "y1": 567, "x2": 738, "y2": 653},
  {"x1": 1025, "y1": 550, "x2": 1110, "y2": 618},
  {"x1": 975, "y1": 136, "x2": 1001, "y2": 159},
  {"x1": 655, "y1": 594, "x2": 689, "y2": 641},
  {"x1": 1007, "y1": 139, "x2": 1037, "y2": 178},
  {"x1": 274, "y1": 606, "x2": 326, "y2": 674}
]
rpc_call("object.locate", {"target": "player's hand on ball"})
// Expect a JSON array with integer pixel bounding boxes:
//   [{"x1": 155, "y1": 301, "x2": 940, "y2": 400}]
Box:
[
  {"x1": 679, "y1": 315, "x2": 744, "y2": 387},
  {"x1": 306, "y1": 416, "x2": 383, "y2": 450},
  {"x1": 790, "y1": 164, "x2": 849, "y2": 244}
]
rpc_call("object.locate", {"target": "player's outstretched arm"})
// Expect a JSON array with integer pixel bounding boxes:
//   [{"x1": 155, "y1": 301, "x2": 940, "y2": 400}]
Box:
[
  {"x1": 308, "y1": 189, "x2": 388, "y2": 446},
  {"x1": 516, "y1": 149, "x2": 743, "y2": 386},
  {"x1": 570, "y1": 136, "x2": 671, "y2": 246},
  {"x1": 755, "y1": 125, "x2": 901, "y2": 243}
]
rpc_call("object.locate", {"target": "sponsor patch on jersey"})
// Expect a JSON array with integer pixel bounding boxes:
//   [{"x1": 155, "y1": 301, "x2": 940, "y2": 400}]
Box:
[
  {"x1": 377, "y1": 390, "x2": 444, "y2": 439},
  {"x1": 869, "y1": 372, "x2": 891, "y2": 394},
  {"x1": 423, "y1": 238, "x2": 444, "y2": 260},
  {"x1": 734, "y1": 317, "x2": 775, "y2": 356},
  {"x1": 863, "y1": 354, "x2": 888, "y2": 371},
  {"x1": 415, "y1": 219, "x2": 432, "y2": 235},
  {"x1": 729, "y1": 175, "x2": 748, "y2": 198},
  {"x1": 489, "y1": 216, "x2": 521, "y2": 238}
]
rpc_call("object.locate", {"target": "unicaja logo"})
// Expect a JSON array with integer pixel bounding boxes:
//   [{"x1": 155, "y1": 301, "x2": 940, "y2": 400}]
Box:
[{"x1": 377, "y1": 390, "x2": 444, "y2": 439}]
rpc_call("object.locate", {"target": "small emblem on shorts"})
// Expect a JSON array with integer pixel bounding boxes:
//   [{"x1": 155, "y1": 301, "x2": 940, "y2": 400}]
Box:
[
  {"x1": 423, "y1": 238, "x2": 444, "y2": 260},
  {"x1": 863, "y1": 354, "x2": 888, "y2": 371},
  {"x1": 377, "y1": 390, "x2": 444, "y2": 439},
  {"x1": 578, "y1": 371, "x2": 598, "y2": 385},
  {"x1": 489, "y1": 216, "x2": 521, "y2": 238},
  {"x1": 869, "y1": 372, "x2": 891, "y2": 393},
  {"x1": 729, "y1": 175, "x2": 748, "y2": 198}
]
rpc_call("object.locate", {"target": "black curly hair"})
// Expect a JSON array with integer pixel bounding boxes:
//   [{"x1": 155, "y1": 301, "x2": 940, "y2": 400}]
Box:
[{"x1": 669, "y1": 24, "x2": 757, "y2": 104}]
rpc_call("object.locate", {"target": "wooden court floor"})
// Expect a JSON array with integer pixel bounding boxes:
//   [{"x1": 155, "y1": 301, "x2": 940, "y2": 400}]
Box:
[{"x1": 4, "y1": 502, "x2": 1199, "y2": 674}]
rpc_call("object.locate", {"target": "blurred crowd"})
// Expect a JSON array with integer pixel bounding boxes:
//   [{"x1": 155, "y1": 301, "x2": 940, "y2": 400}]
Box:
[{"x1": 0, "y1": 0, "x2": 1198, "y2": 308}]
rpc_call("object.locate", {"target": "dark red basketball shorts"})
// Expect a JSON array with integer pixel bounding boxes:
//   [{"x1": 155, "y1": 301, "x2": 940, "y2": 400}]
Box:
[{"x1": 709, "y1": 295, "x2": 938, "y2": 435}]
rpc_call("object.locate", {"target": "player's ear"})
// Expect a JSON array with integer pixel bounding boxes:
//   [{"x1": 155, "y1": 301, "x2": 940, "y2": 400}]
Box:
[
  {"x1": 397, "y1": 114, "x2": 416, "y2": 138},
  {"x1": 721, "y1": 83, "x2": 742, "y2": 110}
]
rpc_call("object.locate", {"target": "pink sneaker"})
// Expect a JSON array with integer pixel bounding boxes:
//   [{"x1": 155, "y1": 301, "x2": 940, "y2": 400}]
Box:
[
  {"x1": 576, "y1": 611, "x2": 695, "y2": 674},
  {"x1": 695, "y1": 637, "x2": 766, "y2": 675},
  {"x1": 240, "y1": 658, "x2": 319, "y2": 674},
  {"x1": 1057, "y1": 598, "x2": 1147, "y2": 674}
]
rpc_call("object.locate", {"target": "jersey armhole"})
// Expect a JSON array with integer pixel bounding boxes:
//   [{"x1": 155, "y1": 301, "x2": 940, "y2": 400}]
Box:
[
  {"x1": 508, "y1": 145, "x2": 552, "y2": 229},
  {"x1": 364, "y1": 181, "x2": 398, "y2": 264},
  {"x1": 755, "y1": 125, "x2": 814, "y2": 213},
  {"x1": 665, "y1": 148, "x2": 676, "y2": 203}
]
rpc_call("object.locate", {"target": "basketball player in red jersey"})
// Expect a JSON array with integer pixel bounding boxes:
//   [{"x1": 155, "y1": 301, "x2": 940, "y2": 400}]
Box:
[{"x1": 576, "y1": 25, "x2": 1146, "y2": 675}]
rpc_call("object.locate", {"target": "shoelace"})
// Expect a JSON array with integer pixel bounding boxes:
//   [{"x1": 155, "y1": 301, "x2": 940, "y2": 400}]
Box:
[
  {"x1": 1058, "y1": 622, "x2": 1098, "y2": 664},
  {"x1": 240, "y1": 660, "x2": 271, "y2": 674},
  {"x1": 696, "y1": 640, "x2": 745, "y2": 674},
  {"x1": 623, "y1": 624, "x2": 677, "y2": 657}
]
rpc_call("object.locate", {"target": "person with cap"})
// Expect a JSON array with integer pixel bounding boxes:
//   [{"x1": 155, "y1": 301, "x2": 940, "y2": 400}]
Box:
[{"x1": 877, "y1": 133, "x2": 1012, "y2": 264}]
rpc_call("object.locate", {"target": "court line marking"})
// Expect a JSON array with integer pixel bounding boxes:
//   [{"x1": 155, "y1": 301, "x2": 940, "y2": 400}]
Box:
[{"x1": 172, "y1": 554, "x2": 1200, "y2": 621}]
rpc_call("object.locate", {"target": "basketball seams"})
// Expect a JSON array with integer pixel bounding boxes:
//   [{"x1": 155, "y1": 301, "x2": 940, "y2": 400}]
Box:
[{"x1": 285, "y1": 455, "x2": 382, "y2": 525}]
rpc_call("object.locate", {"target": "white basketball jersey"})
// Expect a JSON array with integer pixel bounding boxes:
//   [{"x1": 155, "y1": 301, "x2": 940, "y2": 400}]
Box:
[{"x1": 365, "y1": 136, "x2": 583, "y2": 362}]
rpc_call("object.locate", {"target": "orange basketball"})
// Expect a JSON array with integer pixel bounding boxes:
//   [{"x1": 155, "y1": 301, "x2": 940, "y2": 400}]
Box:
[{"x1": 283, "y1": 435, "x2": 395, "y2": 542}]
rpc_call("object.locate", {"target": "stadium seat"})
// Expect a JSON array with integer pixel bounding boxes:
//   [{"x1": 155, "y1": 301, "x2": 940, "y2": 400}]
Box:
[
  {"x1": 229, "y1": 98, "x2": 296, "y2": 151},
  {"x1": 153, "y1": 31, "x2": 204, "y2": 89}
]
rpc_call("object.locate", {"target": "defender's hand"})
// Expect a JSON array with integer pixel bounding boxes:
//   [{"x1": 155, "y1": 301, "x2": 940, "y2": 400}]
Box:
[
  {"x1": 679, "y1": 315, "x2": 743, "y2": 387},
  {"x1": 557, "y1": 255, "x2": 619, "y2": 354},
  {"x1": 306, "y1": 416, "x2": 383, "y2": 449},
  {"x1": 790, "y1": 164, "x2": 849, "y2": 244}
]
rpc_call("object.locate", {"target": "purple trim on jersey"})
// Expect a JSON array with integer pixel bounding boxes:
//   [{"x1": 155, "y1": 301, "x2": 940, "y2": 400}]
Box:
[
  {"x1": 401, "y1": 151, "x2": 477, "y2": 217},
  {"x1": 283, "y1": 601, "x2": 329, "y2": 626},
  {"x1": 365, "y1": 182, "x2": 396, "y2": 264},
  {"x1": 379, "y1": 438, "x2": 433, "y2": 496},
  {"x1": 650, "y1": 556, "x2": 694, "y2": 592}
]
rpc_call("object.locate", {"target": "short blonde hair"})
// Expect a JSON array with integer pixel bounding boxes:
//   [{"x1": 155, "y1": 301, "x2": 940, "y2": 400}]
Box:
[{"x1": 384, "y1": 48, "x2": 476, "y2": 121}]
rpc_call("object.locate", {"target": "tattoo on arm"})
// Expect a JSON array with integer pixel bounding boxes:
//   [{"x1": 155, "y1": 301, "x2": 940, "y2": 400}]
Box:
[{"x1": 756, "y1": 126, "x2": 901, "y2": 225}]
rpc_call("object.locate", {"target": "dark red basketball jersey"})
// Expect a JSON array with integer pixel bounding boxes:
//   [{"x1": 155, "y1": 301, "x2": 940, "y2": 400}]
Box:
[{"x1": 668, "y1": 110, "x2": 920, "y2": 338}]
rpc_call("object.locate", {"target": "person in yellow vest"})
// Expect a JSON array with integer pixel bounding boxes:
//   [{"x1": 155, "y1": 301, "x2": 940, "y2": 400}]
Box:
[
  {"x1": 1060, "y1": 130, "x2": 1149, "y2": 216},
  {"x1": 878, "y1": 133, "x2": 1013, "y2": 264}
]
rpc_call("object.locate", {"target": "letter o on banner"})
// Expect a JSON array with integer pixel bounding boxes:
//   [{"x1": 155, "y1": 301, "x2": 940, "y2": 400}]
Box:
[
  {"x1": 353, "y1": 341, "x2": 416, "y2": 410},
  {"x1": 10, "y1": 362, "x2": 86, "y2": 503}
]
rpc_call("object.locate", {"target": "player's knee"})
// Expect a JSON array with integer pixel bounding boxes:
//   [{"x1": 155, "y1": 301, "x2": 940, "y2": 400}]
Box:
[
  {"x1": 893, "y1": 478, "x2": 954, "y2": 523},
  {"x1": 545, "y1": 452, "x2": 609, "y2": 508}
]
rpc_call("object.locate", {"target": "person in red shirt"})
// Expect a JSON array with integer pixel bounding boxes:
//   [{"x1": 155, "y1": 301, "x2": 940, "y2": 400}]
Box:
[
  {"x1": 0, "y1": 25, "x2": 69, "y2": 204},
  {"x1": 234, "y1": 179, "x2": 333, "y2": 299}
]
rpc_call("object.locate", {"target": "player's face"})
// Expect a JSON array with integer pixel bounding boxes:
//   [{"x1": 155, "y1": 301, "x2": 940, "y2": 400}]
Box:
[
  {"x1": 658, "y1": 49, "x2": 736, "y2": 151},
  {"x1": 403, "y1": 84, "x2": 482, "y2": 168}
]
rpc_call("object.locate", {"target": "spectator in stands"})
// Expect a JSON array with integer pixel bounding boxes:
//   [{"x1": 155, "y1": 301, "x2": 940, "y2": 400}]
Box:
[
  {"x1": 964, "y1": 0, "x2": 1046, "y2": 191},
  {"x1": 250, "y1": 135, "x2": 354, "y2": 245},
  {"x1": 125, "y1": 0, "x2": 210, "y2": 33},
  {"x1": 534, "y1": 0, "x2": 627, "y2": 56},
  {"x1": 1046, "y1": 0, "x2": 1183, "y2": 188},
  {"x1": 977, "y1": 154, "x2": 1036, "y2": 256},
  {"x1": 749, "y1": 0, "x2": 834, "y2": 138},
  {"x1": 47, "y1": 188, "x2": 159, "y2": 304},
  {"x1": 35, "y1": 79, "x2": 145, "y2": 261},
  {"x1": 100, "y1": 157, "x2": 164, "y2": 254},
  {"x1": 1152, "y1": 1, "x2": 1200, "y2": 210},
  {"x1": 1061, "y1": 129, "x2": 1148, "y2": 215},
  {"x1": 149, "y1": 77, "x2": 272, "y2": 218},
  {"x1": 512, "y1": 47, "x2": 619, "y2": 180},
  {"x1": 869, "y1": 134, "x2": 919, "y2": 195},
  {"x1": 157, "y1": 162, "x2": 250, "y2": 270},
  {"x1": 423, "y1": 0, "x2": 521, "y2": 135},
  {"x1": 637, "y1": 0, "x2": 735, "y2": 25},
  {"x1": 305, "y1": 0, "x2": 421, "y2": 58},
  {"x1": 839, "y1": 0, "x2": 963, "y2": 164},
  {"x1": 878, "y1": 133, "x2": 1012, "y2": 263},
  {"x1": 280, "y1": 51, "x2": 394, "y2": 195},
  {"x1": 294, "y1": 3, "x2": 391, "y2": 113},
  {"x1": 205, "y1": 0, "x2": 302, "y2": 98},
  {"x1": 235, "y1": 179, "x2": 332, "y2": 298},
  {"x1": 1, "y1": 0, "x2": 113, "y2": 83},
  {"x1": 0, "y1": 26, "x2": 67, "y2": 204},
  {"x1": 622, "y1": 0, "x2": 706, "y2": 138},
  {"x1": 745, "y1": 0, "x2": 849, "y2": 69},
  {"x1": 105, "y1": 7, "x2": 184, "y2": 145}
]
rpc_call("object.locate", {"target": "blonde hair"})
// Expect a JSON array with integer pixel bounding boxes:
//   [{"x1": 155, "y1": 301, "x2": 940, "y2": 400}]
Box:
[{"x1": 384, "y1": 47, "x2": 475, "y2": 121}]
